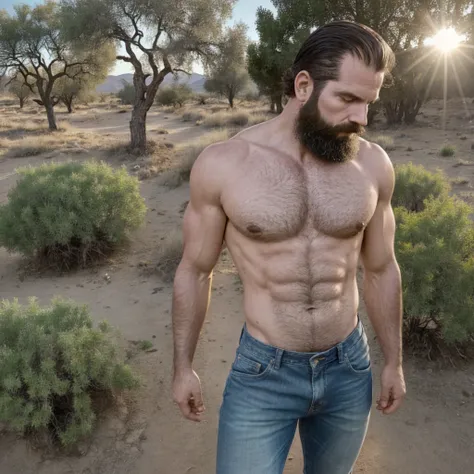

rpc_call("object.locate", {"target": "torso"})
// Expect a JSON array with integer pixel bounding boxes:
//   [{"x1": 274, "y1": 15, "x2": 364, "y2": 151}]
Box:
[{"x1": 218, "y1": 122, "x2": 381, "y2": 352}]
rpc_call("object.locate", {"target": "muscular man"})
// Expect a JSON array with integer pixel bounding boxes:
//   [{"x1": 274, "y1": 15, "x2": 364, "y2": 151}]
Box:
[{"x1": 172, "y1": 20, "x2": 406, "y2": 474}]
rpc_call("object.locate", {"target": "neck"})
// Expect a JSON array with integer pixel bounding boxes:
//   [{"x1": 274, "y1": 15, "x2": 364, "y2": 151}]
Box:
[{"x1": 269, "y1": 98, "x2": 303, "y2": 158}]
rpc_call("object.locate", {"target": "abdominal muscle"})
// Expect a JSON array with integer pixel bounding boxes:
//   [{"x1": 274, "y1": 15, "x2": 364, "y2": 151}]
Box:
[{"x1": 227, "y1": 231, "x2": 362, "y2": 352}]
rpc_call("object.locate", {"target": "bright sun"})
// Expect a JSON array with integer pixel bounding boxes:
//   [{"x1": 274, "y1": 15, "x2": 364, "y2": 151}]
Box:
[{"x1": 425, "y1": 28, "x2": 465, "y2": 52}]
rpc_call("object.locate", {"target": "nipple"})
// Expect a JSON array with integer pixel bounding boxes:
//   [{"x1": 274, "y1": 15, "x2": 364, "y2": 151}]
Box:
[{"x1": 247, "y1": 224, "x2": 263, "y2": 234}]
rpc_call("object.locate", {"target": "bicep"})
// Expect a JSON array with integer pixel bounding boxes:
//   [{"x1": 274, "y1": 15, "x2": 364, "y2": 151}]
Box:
[
  {"x1": 178, "y1": 150, "x2": 228, "y2": 276},
  {"x1": 361, "y1": 146, "x2": 397, "y2": 273},
  {"x1": 180, "y1": 199, "x2": 227, "y2": 275},
  {"x1": 361, "y1": 200, "x2": 396, "y2": 273}
]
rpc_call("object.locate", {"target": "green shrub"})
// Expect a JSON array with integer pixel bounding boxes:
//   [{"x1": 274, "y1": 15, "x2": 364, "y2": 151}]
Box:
[
  {"x1": 0, "y1": 297, "x2": 139, "y2": 446},
  {"x1": 440, "y1": 144, "x2": 456, "y2": 157},
  {"x1": 156, "y1": 84, "x2": 192, "y2": 107},
  {"x1": 395, "y1": 196, "x2": 474, "y2": 353},
  {"x1": 116, "y1": 82, "x2": 135, "y2": 105},
  {"x1": 0, "y1": 161, "x2": 146, "y2": 269},
  {"x1": 392, "y1": 163, "x2": 450, "y2": 212}
]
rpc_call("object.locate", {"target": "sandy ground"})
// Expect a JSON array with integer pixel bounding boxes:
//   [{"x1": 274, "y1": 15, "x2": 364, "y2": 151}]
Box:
[{"x1": 0, "y1": 98, "x2": 473, "y2": 473}]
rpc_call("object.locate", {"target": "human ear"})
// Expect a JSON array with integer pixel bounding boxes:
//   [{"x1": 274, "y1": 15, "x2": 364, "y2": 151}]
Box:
[{"x1": 294, "y1": 70, "x2": 313, "y2": 103}]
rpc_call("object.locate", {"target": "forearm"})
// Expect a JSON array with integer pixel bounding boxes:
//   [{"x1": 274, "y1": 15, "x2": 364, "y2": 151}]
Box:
[
  {"x1": 172, "y1": 264, "x2": 212, "y2": 373},
  {"x1": 363, "y1": 260, "x2": 403, "y2": 367}
]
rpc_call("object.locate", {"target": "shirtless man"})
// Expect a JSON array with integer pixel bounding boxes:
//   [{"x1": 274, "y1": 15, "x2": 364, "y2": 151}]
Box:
[{"x1": 172, "y1": 20, "x2": 406, "y2": 474}]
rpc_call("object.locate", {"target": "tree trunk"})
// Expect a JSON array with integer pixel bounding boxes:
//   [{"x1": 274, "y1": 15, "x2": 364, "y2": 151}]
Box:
[
  {"x1": 130, "y1": 104, "x2": 147, "y2": 154},
  {"x1": 64, "y1": 97, "x2": 73, "y2": 113},
  {"x1": 403, "y1": 99, "x2": 423, "y2": 124},
  {"x1": 45, "y1": 99, "x2": 58, "y2": 130},
  {"x1": 19, "y1": 97, "x2": 24, "y2": 109},
  {"x1": 270, "y1": 100, "x2": 276, "y2": 113},
  {"x1": 276, "y1": 94, "x2": 283, "y2": 114}
]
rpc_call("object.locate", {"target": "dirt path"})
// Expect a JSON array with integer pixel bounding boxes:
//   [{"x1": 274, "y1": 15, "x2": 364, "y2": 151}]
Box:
[{"x1": 0, "y1": 100, "x2": 473, "y2": 473}]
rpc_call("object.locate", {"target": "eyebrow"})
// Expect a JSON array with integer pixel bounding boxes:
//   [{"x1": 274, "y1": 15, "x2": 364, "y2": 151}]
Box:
[{"x1": 339, "y1": 92, "x2": 380, "y2": 104}]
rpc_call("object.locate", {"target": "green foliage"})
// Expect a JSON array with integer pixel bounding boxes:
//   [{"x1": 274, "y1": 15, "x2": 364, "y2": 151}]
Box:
[
  {"x1": 155, "y1": 84, "x2": 193, "y2": 107},
  {"x1": 0, "y1": 161, "x2": 146, "y2": 269},
  {"x1": 392, "y1": 163, "x2": 450, "y2": 212},
  {"x1": 204, "y1": 23, "x2": 250, "y2": 108},
  {"x1": 8, "y1": 75, "x2": 33, "y2": 108},
  {"x1": 395, "y1": 196, "x2": 474, "y2": 348},
  {"x1": 54, "y1": 44, "x2": 116, "y2": 113},
  {"x1": 117, "y1": 81, "x2": 135, "y2": 105},
  {"x1": 247, "y1": 6, "x2": 309, "y2": 113},
  {"x1": 440, "y1": 144, "x2": 456, "y2": 157},
  {"x1": 0, "y1": 297, "x2": 139, "y2": 445},
  {"x1": 270, "y1": 0, "x2": 474, "y2": 124}
]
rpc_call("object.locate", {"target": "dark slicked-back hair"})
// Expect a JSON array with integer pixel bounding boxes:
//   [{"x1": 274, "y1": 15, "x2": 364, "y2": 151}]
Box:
[{"x1": 283, "y1": 21, "x2": 395, "y2": 97}]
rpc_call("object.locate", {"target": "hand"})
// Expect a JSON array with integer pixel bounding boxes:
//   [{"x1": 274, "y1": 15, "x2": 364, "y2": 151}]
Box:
[
  {"x1": 173, "y1": 369, "x2": 205, "y2": 422},
  {"x1": 377, "y1": 364, "x2": 406, "y2": 415}
]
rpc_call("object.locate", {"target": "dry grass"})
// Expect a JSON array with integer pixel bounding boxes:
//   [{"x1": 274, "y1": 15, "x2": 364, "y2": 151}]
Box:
[
  {"x1": 451, "y1": 177, "x2": 470, "y2": 186},
  {"x1": 371, "y1": 134, "x2": 396, "y2": 151},
  {"x1": 154, "y1": 229, "x2": 184, "y2": 283},
  {"x1": 203, "y1": 110, "x2": 251, "y2": 128},
  {"x1": 159, "y1": 129, "x2": 230, "y2": 188},
  {"x1": 181, "y1": 110, "x2": 209, "y2": 123}
]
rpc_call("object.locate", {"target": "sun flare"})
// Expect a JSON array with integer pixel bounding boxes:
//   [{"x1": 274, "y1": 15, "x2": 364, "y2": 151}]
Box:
[{"x1": 425, "y1": 28, "x2": 465, "y2": 52}]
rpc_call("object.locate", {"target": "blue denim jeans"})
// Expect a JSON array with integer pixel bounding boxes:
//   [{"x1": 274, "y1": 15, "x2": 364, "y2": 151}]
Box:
[{"x1": 216, "y1": 318, "x2": 372, "y2": 474}]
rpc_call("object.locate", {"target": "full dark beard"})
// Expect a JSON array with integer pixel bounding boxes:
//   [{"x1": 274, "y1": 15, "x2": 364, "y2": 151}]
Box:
[{"x1": 295, "y1": 91, "x2": 365, "y2": 163}]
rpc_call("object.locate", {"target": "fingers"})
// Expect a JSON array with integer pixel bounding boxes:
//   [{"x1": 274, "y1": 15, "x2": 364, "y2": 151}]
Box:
[
  {"x1": 191, "y1": 391, "x2": 205, "y2": 414},
  {"x1": 377, "y1": 384, "x2": 391, "y2": 411},
  {"x1": 383, "y1": 396, "x2": 403, "y2": 415}
]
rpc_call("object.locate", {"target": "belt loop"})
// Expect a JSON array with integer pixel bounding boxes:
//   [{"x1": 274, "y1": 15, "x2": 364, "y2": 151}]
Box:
[
  {"x1": 337, "y1": 343, "x2": 344, "y2": 363},
  {"x1": 274, "y1": 349, "x2": 283, "y2": 369}
]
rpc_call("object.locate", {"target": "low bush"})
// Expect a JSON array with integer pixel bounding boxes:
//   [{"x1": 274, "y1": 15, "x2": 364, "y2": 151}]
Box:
[
  {"x1": 117, "y1": 82, "x2": 134, "y2": 105},
  {"x1": 440, "y1": 144, "x2": 456, "y2": 157},
  {"x1": 0, "y1": 161, "x2": 146, "y2": 269},
  {"x1": 155, "y1": 229, "x2": 183, "y2": 282},
  {"x1": 0, "y1": 297, "x2": 139, "y2": 446},
  {"x1": 203, "y1": 110, "x2": 250, "y2": 128},
  {"x1": 156, "y1": 84, "x2": 193, "y2": 108},
  {"x1": 371, "y1": 134, "x2": 396, "y2": 151},
  {"x1": 392, "y1": 162, "x2": 450, "y2": 212},
  {"x1": 395, "y1": 196, "x2": 474, "y2": 357}
]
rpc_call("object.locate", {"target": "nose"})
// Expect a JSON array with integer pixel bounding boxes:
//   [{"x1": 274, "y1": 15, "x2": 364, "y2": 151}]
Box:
[{"x1": 349, "y1": 104, "x2": 368, "y2": 127}]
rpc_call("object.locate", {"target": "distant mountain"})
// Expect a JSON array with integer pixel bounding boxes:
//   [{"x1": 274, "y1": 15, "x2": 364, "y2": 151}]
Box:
[{"x1": 96, "y1": 72, "x2": 207, "y2": 94}]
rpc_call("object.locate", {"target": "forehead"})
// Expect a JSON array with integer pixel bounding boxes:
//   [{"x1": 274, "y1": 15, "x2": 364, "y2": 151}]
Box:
[{"x1": 328, "y1": 53, "x2": 384, "y2": 101}]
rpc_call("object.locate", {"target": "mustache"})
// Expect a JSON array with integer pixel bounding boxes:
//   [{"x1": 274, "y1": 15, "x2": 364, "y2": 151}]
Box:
[{"x1": 317, "y1": 121, "x2": 365, "y2": 136}]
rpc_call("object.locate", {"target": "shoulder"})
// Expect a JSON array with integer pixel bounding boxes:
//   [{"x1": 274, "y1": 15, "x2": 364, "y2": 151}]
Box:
[
  {"x1": 359, "y1": 138, "x2": 395, "y2": 201},
  {"x1": 189, "y1": 136, "x2": 250, "y2": 201}
]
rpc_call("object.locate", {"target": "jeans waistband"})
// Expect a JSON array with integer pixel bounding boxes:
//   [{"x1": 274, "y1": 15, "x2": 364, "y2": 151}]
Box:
[{"x1": 238, "y1": 316, "x2": 367, "y2": 366}]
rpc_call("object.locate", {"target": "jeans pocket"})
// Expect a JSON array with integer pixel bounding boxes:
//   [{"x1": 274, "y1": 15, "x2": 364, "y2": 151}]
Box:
[
  {"x1": 231, "y1": 352, "x2": 274, "y2": 379},
  {"x1": 344, "y1": 343, "x2": 371, "y2": 375}
]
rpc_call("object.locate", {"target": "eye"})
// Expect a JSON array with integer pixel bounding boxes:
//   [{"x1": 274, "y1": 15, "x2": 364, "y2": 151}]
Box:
[{"x1": 341, "y1": 95, "x2": 355, "y2": 103}]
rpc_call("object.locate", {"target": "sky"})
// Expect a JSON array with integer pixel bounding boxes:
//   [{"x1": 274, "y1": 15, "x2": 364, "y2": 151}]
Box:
[{"x1": 1, "y1": 0, "x2": 276, "y2": 75}]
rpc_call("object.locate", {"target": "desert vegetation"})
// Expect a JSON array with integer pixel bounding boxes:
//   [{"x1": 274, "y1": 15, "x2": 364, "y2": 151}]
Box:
[{"x1": 0, "y1": 0, "x2": 473, "y2": 472}]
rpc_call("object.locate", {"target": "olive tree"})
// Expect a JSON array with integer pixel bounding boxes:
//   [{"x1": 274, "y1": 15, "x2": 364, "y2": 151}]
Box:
[
  {"x1": 0, "y1": 1, "x2": 115, "y2": 130},
  {"x1": 60, "y1": 0, "x2": 235, "y2": 154},
  {"x1": 204, "y1": 23, "x2": 249, "y2": 108}
]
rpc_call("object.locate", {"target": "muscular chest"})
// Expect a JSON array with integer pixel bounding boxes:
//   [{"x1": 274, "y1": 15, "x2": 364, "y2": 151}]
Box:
[{"x1": 222, "y1": 154, "x2": 378, "y2": 241}]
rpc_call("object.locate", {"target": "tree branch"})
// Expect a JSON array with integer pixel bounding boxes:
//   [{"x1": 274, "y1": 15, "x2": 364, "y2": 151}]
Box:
[{"x1": 117, "y1": 55, "x2": 133, "y2": 63}]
